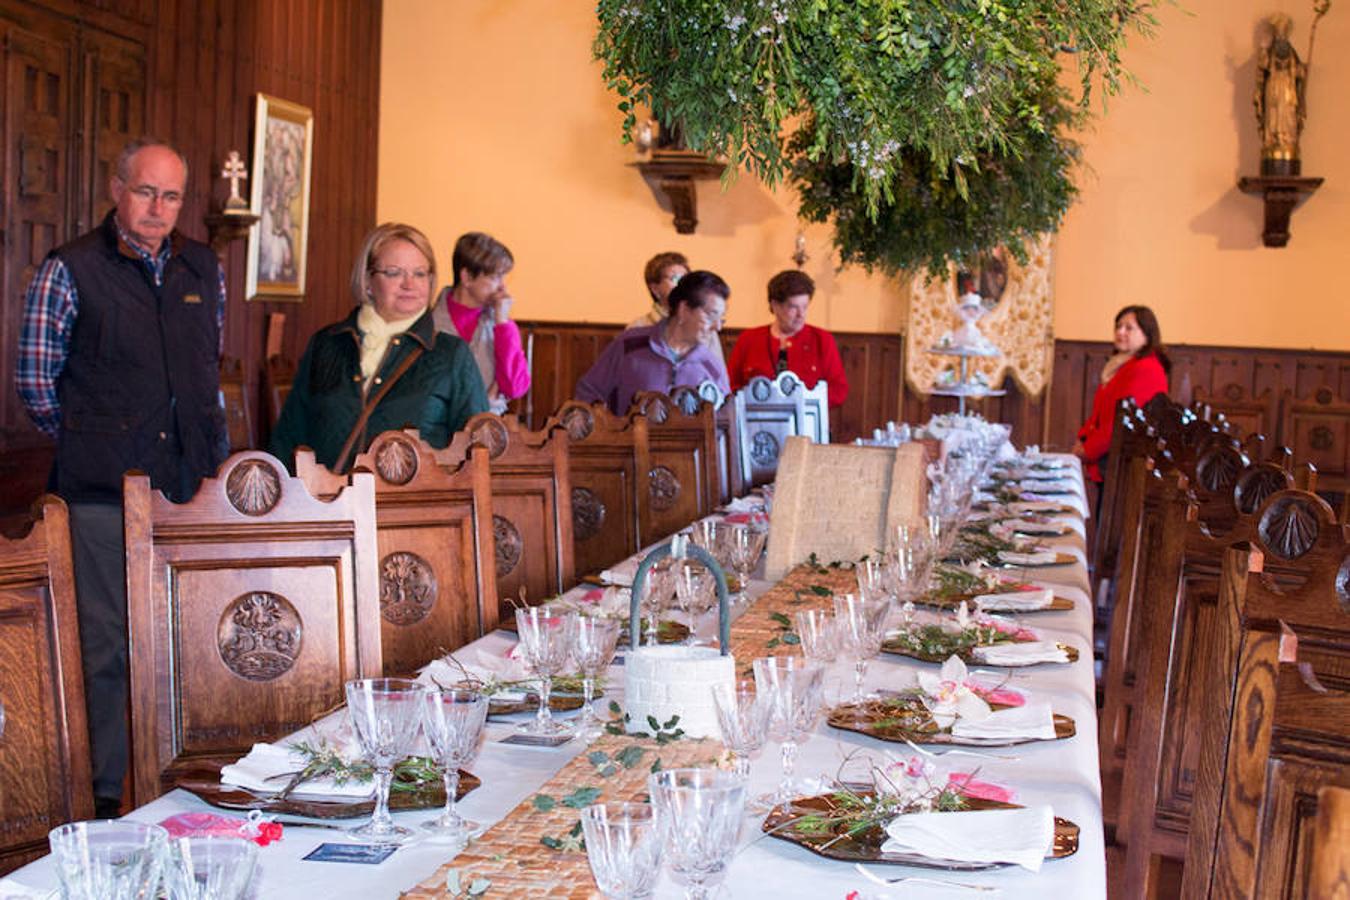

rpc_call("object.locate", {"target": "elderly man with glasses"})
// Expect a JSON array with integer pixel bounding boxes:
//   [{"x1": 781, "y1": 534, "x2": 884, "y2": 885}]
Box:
[{"x1": 16, "y1": 137, "x2": 230, "y2": 818}]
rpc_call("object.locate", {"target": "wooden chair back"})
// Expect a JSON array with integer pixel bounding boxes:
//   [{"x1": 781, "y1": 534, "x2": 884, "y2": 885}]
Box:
[
  {"x1": 674, "y1": 382, "x2": 739, "y2": 505},
  {"x1": 1090, "y1": 398, "x2": 1149, "y2": 593},
  {"x1": 632, "y1": 392, "x2": 718, "y2": 543},
  {"x1": 219, "y1": 356, "x2": 253, "y2": 451},
  {"x1": 0, "y1": 497, "x2": 92, "y2": 875},
  {"x1": 547, "y1": 401, "x2": 651, "y2": 579},
  {"x1": 1194, "y1": 383, "x2": 1275, "y2": 439},
  {"x1": 298, "y1": 432, "x2": 498, "y2": 672},
  {"x1": 1310, "y1": 785, "x2": 1350, "y2": 900},
  {"x1": 1119, "y1": 486, "x2": 1346, "y2": 896},
  {"x1": 800, "y1": 379, "x2": 830, "y2": 444},
  {"x1": 1179, "y1": 508, "x2": 1350, "y2": 899},
  {"x1": 124, "y1": 451, "x2": 383, "y2": 805},
  {"x1": 439, "y1": 414, "x2": 575, "y2": 608},
  {"x1": 732, "y1": 372, "x2": 813, "y2": 489},
  {"x1": 265, "y1": 354, "x2": 296, "y2": 428}
]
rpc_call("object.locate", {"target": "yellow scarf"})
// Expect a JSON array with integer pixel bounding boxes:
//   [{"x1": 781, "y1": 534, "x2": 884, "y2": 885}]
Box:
[{"x1": 356, "y1": 303, "x2": 422, "y2": 392}]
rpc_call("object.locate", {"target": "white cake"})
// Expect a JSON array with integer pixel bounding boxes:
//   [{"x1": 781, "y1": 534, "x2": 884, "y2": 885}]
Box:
[{"x1": 623, "y1": 645, "x2": 735, "y2": 739}]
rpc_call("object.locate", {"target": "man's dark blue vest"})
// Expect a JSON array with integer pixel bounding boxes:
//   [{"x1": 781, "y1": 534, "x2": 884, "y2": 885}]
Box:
[{"x1": 51, "y1": 211, "x2": 227, "y2": 503}]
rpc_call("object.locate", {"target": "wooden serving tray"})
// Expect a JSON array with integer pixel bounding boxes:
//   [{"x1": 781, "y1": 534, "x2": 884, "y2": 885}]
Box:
[
  {"x1": 176, "y1": 761, "x2": 480, "y2": 820},
  {"x1": 762, "y1": 793, "x2": 1079, "y2": 869},
  {"x1": 826, "y1": 698, "x2": 1076, "y2": 746}
]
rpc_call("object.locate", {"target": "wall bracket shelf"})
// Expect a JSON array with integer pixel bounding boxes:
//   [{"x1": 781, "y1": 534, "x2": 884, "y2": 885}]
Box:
[
  {"x1": 1237, "y1": 175, "x2": 1323, "y2": 248},
  {"x1": 633, "y1": 150, "x2": 725, "y2": 234}
]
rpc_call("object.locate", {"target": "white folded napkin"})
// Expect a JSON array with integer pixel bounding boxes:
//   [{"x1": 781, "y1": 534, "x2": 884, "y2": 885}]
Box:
[
  {"x1": 972, "y1": 641, "x2": 1070, "y2": 665},
  {"x1": 220, "y1": 742, "x2": 373, "y2": 799},
  {"x1": 1008, "y1": 500, "x2": 1067, "y2": 514},
  {"x1": 951, "y1": 701, "x2": 1058, "y2": 740},
  {"x1": 598, "y1": 556, "x2": 641, "y2": 587},
  {"x1": 418, "y1": 650, "x2": 532, "y2": 701},
  {"x1": 997, "y1": 550, "x2": 1059, "y2": 566},
  {"x1": 1017, "y1": 478, "x2": 1077, "y2": 493},
  {"x1": 723, "y1": 495, "x2": 763, "y2": 514},
  {"x1": 881, "y1": 806, "x2": 1056, "y2": 871},
  {"x1": 1002, "y1": 518, "x2": 1067, "y2": 535},
  {"x1": 973, "y1": 588, "x2": 1053, "y2": 612}
]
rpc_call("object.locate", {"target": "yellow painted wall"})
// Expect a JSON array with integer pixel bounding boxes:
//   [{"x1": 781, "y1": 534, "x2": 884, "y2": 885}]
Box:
[{"x1": 379, "y1": 0, "x2": 1349, "y2": 350}]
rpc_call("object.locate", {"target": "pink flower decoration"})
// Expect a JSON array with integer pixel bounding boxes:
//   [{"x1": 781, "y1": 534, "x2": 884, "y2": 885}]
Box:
[
  {"x1": 972, "y1": 685, "x2": 1026, "y2": 707},
  {"x1": 948, "y1": 772, "x2": 1016, "y2": 804}
]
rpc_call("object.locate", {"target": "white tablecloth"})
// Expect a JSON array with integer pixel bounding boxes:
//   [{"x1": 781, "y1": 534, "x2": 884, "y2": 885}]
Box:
[{"x1": 1, "y1": 454, "x2": 1103, "y2": 899}]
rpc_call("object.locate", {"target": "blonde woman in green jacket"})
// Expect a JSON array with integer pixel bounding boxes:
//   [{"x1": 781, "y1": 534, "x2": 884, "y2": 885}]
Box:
[{"x1": 269, "y1": 223, "x2": 488, "y2": 473}]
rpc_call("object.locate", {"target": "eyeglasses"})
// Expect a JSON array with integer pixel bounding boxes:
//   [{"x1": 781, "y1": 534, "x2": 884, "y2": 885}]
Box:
[
  {"x1": 127, "y1": 185, "x2": 184, "y2": 207},
  {"x1": 372, "y1": 267, "x2": 431, "y2": 281}
]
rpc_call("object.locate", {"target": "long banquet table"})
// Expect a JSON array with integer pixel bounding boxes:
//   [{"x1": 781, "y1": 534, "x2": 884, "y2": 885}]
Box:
[{"x1": 0, "y1": 454, "x2": 1104, "y2": 899}]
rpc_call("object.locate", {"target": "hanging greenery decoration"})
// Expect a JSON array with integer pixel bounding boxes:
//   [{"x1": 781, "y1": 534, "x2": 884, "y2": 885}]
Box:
[{"x1": 594, "y1": 0, "x2": 1154, "y2": 273}]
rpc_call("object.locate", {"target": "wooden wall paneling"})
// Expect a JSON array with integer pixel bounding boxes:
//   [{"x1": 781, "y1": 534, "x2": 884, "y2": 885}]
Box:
[
  {"x1": 124, "y1": 451, "x2": 384, "y2": 804},
  {"x1": 0, "y1": 496, "x2": 92, "y2": 875}
]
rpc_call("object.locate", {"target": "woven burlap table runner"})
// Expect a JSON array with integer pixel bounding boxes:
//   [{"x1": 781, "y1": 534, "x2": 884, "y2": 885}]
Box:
[{"x1": 401, "y1": 563, "x2": 857, "y2": 898}]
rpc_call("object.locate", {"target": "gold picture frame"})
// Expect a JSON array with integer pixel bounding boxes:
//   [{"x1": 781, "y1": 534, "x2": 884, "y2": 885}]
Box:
[{"x1": 245, "y1": 93, "x2": 313, "y2": 301}]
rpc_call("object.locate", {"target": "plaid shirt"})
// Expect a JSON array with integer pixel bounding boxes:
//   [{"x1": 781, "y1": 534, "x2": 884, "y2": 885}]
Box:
[{"x1": 16, "y1": 224, "x2": 227, "y2": 440}]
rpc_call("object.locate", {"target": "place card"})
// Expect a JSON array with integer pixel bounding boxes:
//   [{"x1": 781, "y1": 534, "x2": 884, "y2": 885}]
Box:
[
  {"x1": 303, "y1": 843, "x2": 399, "y2": 864},
  {"x1": 499, "y1": 732, "x2": 574, "y2": 748}
]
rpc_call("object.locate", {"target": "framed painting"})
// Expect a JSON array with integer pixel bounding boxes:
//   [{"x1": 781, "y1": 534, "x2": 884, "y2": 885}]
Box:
[{"x1": 245, "y1": 94, "x2": 313, "y2": 301}]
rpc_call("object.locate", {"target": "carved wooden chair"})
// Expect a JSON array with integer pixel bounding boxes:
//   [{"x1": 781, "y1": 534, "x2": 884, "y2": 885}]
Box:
[
  {"x1": 298, "y1": 431, "x2": 498, "y2": 673},
  {"x1": 1178, "y1": 506, "x2": 1350, "y2": 899},
  {"x1": 800, "y1": 378, "x2": 830, "y2": 444},
  {"x1": 219, "y1": 356, "x2": 253, "y2": 451},
  {"x1": 546, "y1": 401, "x2": 652, "y2": 579},
  {"x1": 1115, "y1": 485, "x2": 1339, "y2": 897},
  {"x1": 1309, "y1": 785, "x2": 1350, "y2": 900},
  {"x1": 674, "y1": 382, "x2": 739, "y2": 505},
  {"x1": 123, "y1": 451, "x2": 383, "y2": 805},
  {"x1": 1089, "y1": 398, "x2": 1150, "y2": 599},
  {"x1": 0, "y1": 497, "x2": 92, "y2": 875},
  {"x1": 731, "y1": 372, "x2": 814, "y2": 490},
  {"x1": 438, "y1": 414, "x2": 575, "y2": 608},
  {"x1": 631, "y1": 392, "x2": 718, "y2": 543}
]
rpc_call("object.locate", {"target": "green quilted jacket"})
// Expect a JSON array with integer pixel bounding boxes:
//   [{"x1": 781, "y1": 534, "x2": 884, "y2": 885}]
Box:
[{"x1": 269, "y1": 307, "x2": 488, "y2": 472}]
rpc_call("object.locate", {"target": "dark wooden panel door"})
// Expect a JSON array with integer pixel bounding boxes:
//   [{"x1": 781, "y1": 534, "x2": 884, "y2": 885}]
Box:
[{"x1": 0, "y1": 497, "x2": 91, "y2": 875}]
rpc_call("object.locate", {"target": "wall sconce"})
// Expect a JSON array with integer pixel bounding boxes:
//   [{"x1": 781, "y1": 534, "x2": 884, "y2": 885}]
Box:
[{"x1": 632, "y1": 122, "x2": 724, "y2": 234}]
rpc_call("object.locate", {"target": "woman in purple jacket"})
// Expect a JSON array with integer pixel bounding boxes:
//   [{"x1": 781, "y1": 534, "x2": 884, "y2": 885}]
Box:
[{"x1": 576, "y1": 270, "x2": 731, "y2": 415}]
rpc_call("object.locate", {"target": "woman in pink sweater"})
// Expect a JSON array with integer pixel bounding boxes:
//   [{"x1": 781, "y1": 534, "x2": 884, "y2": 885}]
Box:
[{"x1": 431, "y1": 232, "x2": 531, "y2": 414}]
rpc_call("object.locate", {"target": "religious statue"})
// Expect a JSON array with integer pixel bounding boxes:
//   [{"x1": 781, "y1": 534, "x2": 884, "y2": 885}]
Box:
[
  {"x1": 1254, "y1": 3, "x2": 1332, "y2": 175},
  {"x1": 939, "y1": 273, "x2": 997, "y2": 354},
  {"x1": 220, "y1": 149, "x2": 251, "y2": 212}
]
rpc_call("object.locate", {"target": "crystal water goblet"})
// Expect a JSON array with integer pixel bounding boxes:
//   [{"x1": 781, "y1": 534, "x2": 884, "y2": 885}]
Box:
[
  {"x1": 580, "y1": 802, "x2": 664, "y2": 899},
  {"x1": 49, "y1": 820, "x2": 169, "y2": 900},
  {"x1": 833, "y1": 593, "x2": 890, "y2": 703},
  {"x1": 161, "y1": 835, "x2": 258, "y2": 900},
  {"x1": 345, "y1": 677, "x2": 426, "y2": 844},
  {"x1": 856, "y1": 556, "x2": 892, "y2": 605},
  {"x1": 689, "y1": 519, "x2": 731, "y2": 571},
  {"x1": 420, "y1": 688, "x2": 488, "y2": 842},
  {"x1": 515, "y1": 607, "x2": 576, "y2": 735},
  {"x1": 752, "y1": 656, "x2": 825, "y2": 808},
  {"x1": 638, "y1": 558, "x2": 676, "y2": 646},
  {"x1": 648, "y1": 768, "x2": 747, "y2": 900},
  {"x1": 572, "y1": 616, "x2": 622, "y2": 736},
  {"x1": 793, "y1": 608, "x2": 838, "y2": 666},
  {"x1": 711, "y1": 680, "x2": 770, "y2": 779}
]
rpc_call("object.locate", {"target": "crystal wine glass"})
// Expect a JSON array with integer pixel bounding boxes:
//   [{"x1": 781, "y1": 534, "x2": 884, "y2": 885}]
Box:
[
  {"x1": 672, "y1": 560, "x2": 715, "y2": 645},
  {"x1": 726, "y1": 523, "x2": 768, "y2": 602},
  {"x1": 648, "y1": 768, "x2": 747, "y2": 900},
  {"x1": 752, "y1": 656, "x2": 825, "y2": 808},
  {"x1": 161, "y1": 835, "x2": 258, "y2": 900},
  {"x1": 515, "y1": 607, "x2": 576, "y2": 735},
  {"x1": 572, "y1": 616, "x2": 622, "y2": 736},
  {"x1": 793, "y1": 608, "x2": 838, "y2": 667},
  {"x1": 711, "y1": 679, "x2": 770, "y2": 779},
  {"x1": 689, "y1": 519, "x2": 731, "y2": 571},
  {"x1": 344, "y1": 677, "x2": 426, "y2": 844},
  {"x1": 856, "y1": 556, "x2": 892, "y2": 605},
  {"x1": 420, "y1": 688, "x2": 488, "y2": 842},
  {"x1": 638, "y1": 557, "x2": 676, "y2": 646},
  {"x1": 49, "y1": 821, "x2": 169, "y2": 900},
  {"x1": 580, "y1": 801, "x2": 664, "y2": 899},
  {"x1": 833, "y1": 593, "x2": 890, "y2": 703}
]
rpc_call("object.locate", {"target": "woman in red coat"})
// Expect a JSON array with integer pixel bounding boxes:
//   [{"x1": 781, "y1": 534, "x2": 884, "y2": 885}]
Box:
[
  {"x1": 727, "y1": 270, "x2": 849, "y2": 406},
  {"x1": 1073, "y1": 305, "x2": 1170, "y2": 483}
]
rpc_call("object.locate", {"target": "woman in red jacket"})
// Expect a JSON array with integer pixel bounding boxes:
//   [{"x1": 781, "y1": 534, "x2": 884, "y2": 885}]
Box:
[
  {"x1": 1073, "y1": 305, "x2": 1170, "y2": 483},
  {"x1": 727, "y1": 269, "x2": 849, "y2": 406}
]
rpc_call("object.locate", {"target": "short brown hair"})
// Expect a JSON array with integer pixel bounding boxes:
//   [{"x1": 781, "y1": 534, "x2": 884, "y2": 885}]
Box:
[
  {"x1": 644, "y1": 251, "x2": 688, "y2": 287},
  {"x1": 452, "y1": 232, "x2": 514, "y2": 286},
  {"x1": 350, "y1": 222, "x2": 438, "y2": 305},
  {"x1": 767, "y1": 269, "x2": 815, "y2": 305}
]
